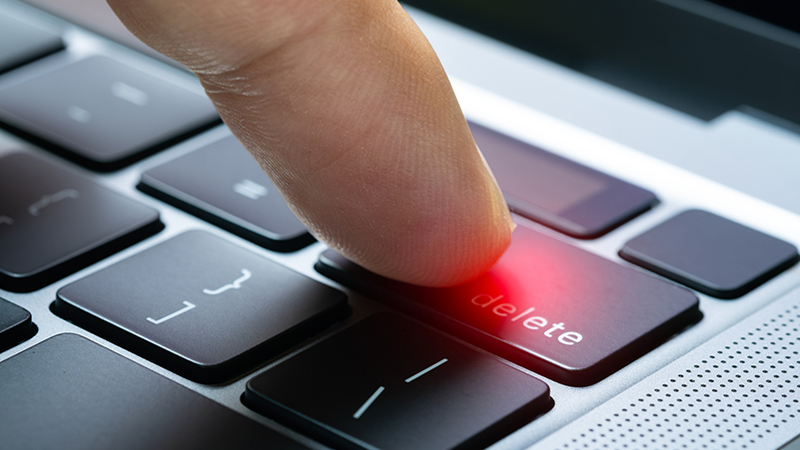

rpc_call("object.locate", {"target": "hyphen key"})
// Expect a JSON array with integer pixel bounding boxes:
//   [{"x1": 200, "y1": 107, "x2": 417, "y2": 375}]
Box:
[{"x1": 316, "y1": 225, "x2": 701, "y2": 386}]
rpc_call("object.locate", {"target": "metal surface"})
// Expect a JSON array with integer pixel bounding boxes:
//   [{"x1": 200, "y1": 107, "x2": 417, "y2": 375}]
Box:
[{"x1": 535, "y1": 283, "x2": 800, "y2": 450}]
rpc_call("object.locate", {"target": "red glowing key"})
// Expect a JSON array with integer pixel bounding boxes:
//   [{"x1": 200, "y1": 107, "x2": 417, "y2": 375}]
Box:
[{"x1": 316, "y1": 225, "x2": 700, "y2": 386}]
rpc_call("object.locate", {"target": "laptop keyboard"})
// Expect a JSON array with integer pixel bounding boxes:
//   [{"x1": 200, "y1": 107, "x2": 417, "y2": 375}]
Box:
[
  {"x1": 52, "y1": 230, "x2": 348, "y2": 383},
  {"x1": 0, "y1": 334, "x2": 311, "y2": 449},
  {"x1": 138, "y1": 135, "x2": 314, "y2": 252},
  {"x1": 316, "y1": 225, "x2": 702, "y2": 387},
  {"x1": 1, "y1": 3, "x2": 798, "y2": 450},
  {"x1": 0, "y1": 54, "x2": 220, "y2": 171},
  {"x1": 243, "y1": 313, "x2": 552, "y2": 450},
  {"x1": 0, "y1": 152, "x2": 162, "y2": 291}
]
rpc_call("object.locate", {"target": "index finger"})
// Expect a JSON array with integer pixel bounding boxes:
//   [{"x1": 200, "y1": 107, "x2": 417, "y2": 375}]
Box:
[{"x1": 107, "y1": 0, "x2": 513, "y2": 286}]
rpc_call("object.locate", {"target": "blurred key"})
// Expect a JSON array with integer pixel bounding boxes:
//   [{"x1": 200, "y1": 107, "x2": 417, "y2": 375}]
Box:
[
  {"x1": 0, "y1": 297, "x2": 33, "y2": 352},
  {"x1": 139, "y1": 135, "x2": 313, "y2": 252},
  {"x1": 0, "y1": 152, "x2": 162, "y2": 292},
  {"x1": 0, "y1": 12, "x2": 63, "y2": 74},
  {"x1": 54, "y1": 231, "x2": 348, "y2": 383},
  {"x1": 469, "y1": 122, "x2": 657, "y2": 238},
  {"x1": 244, "y1": 314, "x2": 552, "y2": 450},
  {"x1": 620, "y1": 209, "x2": 799, "y2": 298},
  {"x1": 0, "y1": 334, "x2": 311, "y2": 449},
  {"x1": 0, "y1": 56, "x2": 219, "y2": 171},
  {"x1": 317, "y1": 225, "x2": 701, "y2": 386}
]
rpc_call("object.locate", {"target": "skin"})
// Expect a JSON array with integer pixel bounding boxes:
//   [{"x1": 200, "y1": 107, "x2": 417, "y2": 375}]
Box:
[{"x1": 106, "y1": 0, "x2": 513, "y2": 287}]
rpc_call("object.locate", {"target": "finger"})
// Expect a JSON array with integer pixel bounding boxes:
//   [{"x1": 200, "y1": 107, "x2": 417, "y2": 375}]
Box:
[{"x1": 106, "y1": 0, "x2": 513, "y2": 287}]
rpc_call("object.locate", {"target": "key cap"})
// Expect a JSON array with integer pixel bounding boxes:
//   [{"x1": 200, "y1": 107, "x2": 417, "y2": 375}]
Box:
[
  {"x1": 0, "y1": 12, "x2": 63, "y2": 74},
  {"x1": 54, "y1": 231, "x2": 348, "y2": 383},
  {"x1": 620, "y1": 209, "x2": 800, "y2": 298},
  {"x1": 469, "y1": 121, "x2": 658, "y2": 238},
  {"x1": 0, "y1": 334, "x2": 311, "y2": 449},
  {"x1": 0, "y1": 152, "x2": 162, "y2": 292},
  {"x1": 0, "y1": 297, "x2": 33, "y2": 352},
  {"x1": 244, "y1": 314, "x2": 552, "y2": 450},
  {"x1": 139, "y1": 135, "x2": 313, "y2": 252},
  {"x1": 0, "y1": 55, "x2": 219, "y2": 171},
  {"x1": 316, "y1": 224, "x2": 701, "y2": 386}
]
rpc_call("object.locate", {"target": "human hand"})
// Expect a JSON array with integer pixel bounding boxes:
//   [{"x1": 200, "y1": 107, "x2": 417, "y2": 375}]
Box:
[{"x1": 106, "y1": 0, "x2": 513, "y2": 287}]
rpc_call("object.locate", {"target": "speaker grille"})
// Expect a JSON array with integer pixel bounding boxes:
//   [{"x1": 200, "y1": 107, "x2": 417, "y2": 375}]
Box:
[{"x1": 538, "y1": 293, "x2": 800, "y2": 450}]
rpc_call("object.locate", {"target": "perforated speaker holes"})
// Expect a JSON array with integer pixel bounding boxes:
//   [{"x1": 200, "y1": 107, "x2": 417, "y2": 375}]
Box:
[{"x1": 559, "y1": 304, "x2": 800, "y2": 449}]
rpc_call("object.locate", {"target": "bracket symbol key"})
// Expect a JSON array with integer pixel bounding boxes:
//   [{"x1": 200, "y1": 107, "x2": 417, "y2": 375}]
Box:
[
  {"x1": 28, "y1": 189, "x2": 80, "y2": 216},
  {"x1": 147, "y1": 301, "x2": 195, "y2": 325},
  {"x1": 203, "y1": 269, "x2": 252, "y2": 296}
]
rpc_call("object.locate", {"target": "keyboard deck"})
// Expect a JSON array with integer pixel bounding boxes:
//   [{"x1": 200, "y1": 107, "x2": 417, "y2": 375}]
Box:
[{"x1": 2, "y1": 1, "x2": 800, "y2": 449}]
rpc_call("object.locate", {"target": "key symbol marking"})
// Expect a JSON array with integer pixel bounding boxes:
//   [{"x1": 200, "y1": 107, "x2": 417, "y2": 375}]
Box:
[
  {"x1": 111, "y1": 81, "x2": 150, "y2": 106},
  {"x1": 147, "y1": 301, "x2": 196, "y2": 325},
  {"x1": 352, "y1": 358, "x2": 448, "y2": 420},
  {"x1": 233, "y1": 179, "x2": 268, "y2": 200},
  {"x1": 66, "y1": 105, "x2": 92, "y2": 123},
  {"x1": 353, "y1": 386, "x2": 385, "y2": 419},
  {"x1": 29, "y1": 189, "x2": 79, "y2": 216},
  {"x1": 203, "y1": 269, "x2": 252, "y2": 296},
  {"x1": 405, "y1": 358, "x2": 448, "y2": 383}
]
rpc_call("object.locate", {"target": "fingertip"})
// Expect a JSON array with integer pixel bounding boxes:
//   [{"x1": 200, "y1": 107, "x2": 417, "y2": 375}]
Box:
[
  {"x1": 349, "y1": 198, "x2": 514, "y2": 288},
  {"x1": 401, "y1": 225, "x2": 512, "y2": 288},
  {"x1": 107, "y1": 0, "x2": 513, "y2": 288}
]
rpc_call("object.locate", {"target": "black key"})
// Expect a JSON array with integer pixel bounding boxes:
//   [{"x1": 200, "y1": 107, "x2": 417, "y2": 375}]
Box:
[
  {"x1": 0, "y1": 297, "x2": 34, "y2": 352},
  {"x1": 620, "y1": 209, "x2": 800, "y2": 298},
  {"x1": 244, "y1": 314, "x2": 552, "y2": 450},
  {"x1": 0, "y1": 12, "x2": 63, "y2": 74},
  {"x1": 0, "y1": 56, "x2": 219, "y2": 171},
  {"x1": 469, "y1": 122, "x2": 658, "y2": 238},
  {"x1": 0, "y1": 334, "x2": 310, "y2": 450},
  {"x1": 54, "y1": 231, "x2": 348, "y2": 383},
  {"x1": 316, "y1": 225, "x2": 701, "y2": 386},
  {"x1": 0, "y1": 152, "x2": 162, "y2": 292},
  {"x1": 139, "y1": 135, "x2": 313, "y2": 252}
]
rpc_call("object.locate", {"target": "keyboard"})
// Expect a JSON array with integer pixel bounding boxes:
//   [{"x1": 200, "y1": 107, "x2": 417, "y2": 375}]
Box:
[{"x1": 3, "y1": 2, "x2": 800, "y2": 449}]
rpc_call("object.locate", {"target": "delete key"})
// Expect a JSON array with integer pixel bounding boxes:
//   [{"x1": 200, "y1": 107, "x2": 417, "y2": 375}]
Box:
[{"x1": 317, "y1": 224, "x2": 701, "y2": 386}]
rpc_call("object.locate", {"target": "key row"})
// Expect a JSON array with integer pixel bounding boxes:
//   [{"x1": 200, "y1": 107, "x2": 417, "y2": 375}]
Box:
[
  {"x1": 2, "y1": 141, "x2": 796, "y2": 299},
  {"x1": 5, "y1": 201, "x2": 793, "y2": 389},
  {"x1": 5, "y1": 213, "x2": 693, "y2": 388},
  {"x1": 0, "y1": 13, "x2": 219, "y2": 171},
  {"x1": 1, "y1": 316, "x2": 552, "y2": 450},
  {"x1": 0, "y1": 11, "x2": 649, "y2": 239}
]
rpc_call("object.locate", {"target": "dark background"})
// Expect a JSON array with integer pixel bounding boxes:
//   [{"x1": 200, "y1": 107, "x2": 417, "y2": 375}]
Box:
[{"x1": 404, "y1": 0, "x2": 800, "y2": 130}]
